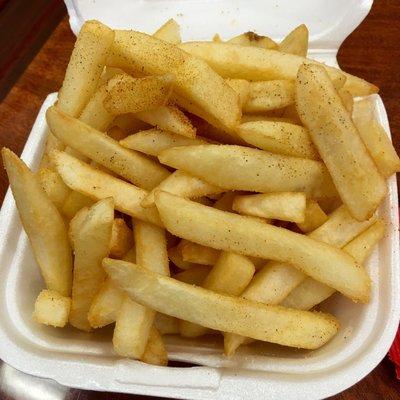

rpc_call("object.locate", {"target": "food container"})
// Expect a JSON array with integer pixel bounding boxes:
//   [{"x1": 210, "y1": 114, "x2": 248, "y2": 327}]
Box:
[{"x1": 0, "y1": 1, "x2": 398, "y2": 398}]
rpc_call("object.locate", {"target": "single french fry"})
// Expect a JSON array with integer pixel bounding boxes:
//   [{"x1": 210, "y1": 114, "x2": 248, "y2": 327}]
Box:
[
  {"x1": 62, "y1": 190, "x2": 94, "y2": 220},
  {"x1": 154, "y1": 313, "x2": 179, "y2": 335},
  {"x1": 168, "y1": 245, "x2": 203, "y2": 270},
  {"x1": 57, "y1": 21, "x2": 114, "y2": 117},
  {"x1": 39, "y1": 168, "x2": 70, "y2": 211},
  {"x1": 68, "y1": 206, "x2": 90, "y2": 247},
  {"x1": 225, "y1": 78, "x2": 250, "y2": 107},
  {"x1": 338, "y1": 88, "x2": 354, "y2": 114},
  {"x1": 39, "y1": 131, "x2": 65, "y2": 170},
  {"x1": 33, "y1": 289, "x2": 71, "y2": 328},
  {"x1": 140, "y1": 327, "x2": 168, "y2": 366},
  {"x1": 159, "y1": 145, "x2": 337, "y2": 198},
  {"x1": 213, "y1": 34, "x2": 222, "y2": 42},
  {"x1": 47, "y1": 107, "x2": 170, "y2": 191},
  {"x1": 279, "y1": 24, "x2": 309, "y2": 57},
  {"x1": 180, "y1": 240, "x2": 220, "y2": 266},
  {"x1": 153, "y1": 18, "x2": 181, "y2": 44},
  {"x1": 109, "y1": 218, "x2": 133, "y2": 258},
  {"x1": 173, "y1": 266, "x2": 212, "y2": 285},
  {"x1": 233, "y1": 192, "x2": 306, "y2": 223},
  {"x1": 104, "y1": 259, "x2": 339, "y2": 350},
  {"x1": 120, "y1": 128, "x2": 206, "y2": 157},
  {"x1": 296, "y1": 200, "x2": 328, "y2": 233},
  {"x1": 111, "y1": 113, "x2": 150, "y2": 135},
  {"x1": 51, "y1": 151, "x2": 163, "y2": 226},
  {"x1": 142, "y1": 170, "x2": 223, "y2": 208},
  {"x1": 69, "y1": 198, "x2": 114, "y2": 331},
  {"x1": 2, "y1": 149, "x2": 72, "y2": 296},
  {"x1": 296, "y1": 63, "x2": 386, "y2": 221},
  {"x1": 227, "y1": 32, "x2": 277, "y2": 50}
]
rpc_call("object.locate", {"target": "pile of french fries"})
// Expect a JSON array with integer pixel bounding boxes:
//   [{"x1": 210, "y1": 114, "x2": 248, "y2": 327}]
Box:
[{"x1": 3, "y1": 18, "x2": 399, "y2": 366}]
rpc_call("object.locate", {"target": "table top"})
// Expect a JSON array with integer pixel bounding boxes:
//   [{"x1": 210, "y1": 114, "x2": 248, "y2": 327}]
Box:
[{"x1": 0, "y1": 1, "x2": 399, "y2": 399}]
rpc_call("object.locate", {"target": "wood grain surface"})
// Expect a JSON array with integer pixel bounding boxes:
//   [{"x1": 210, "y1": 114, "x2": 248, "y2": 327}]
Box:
[{"x1": 0, "y1": 1, "x2": 399, "y2": 399}]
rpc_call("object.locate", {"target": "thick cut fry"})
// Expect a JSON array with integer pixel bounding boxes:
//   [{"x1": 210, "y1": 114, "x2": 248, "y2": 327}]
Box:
[
  {"x1": 52, "y1": 151, "x2": 162, "y2": 226},
  {"x1": 104, "y1": 74, "x2": 173, "y2": 115},
  {"x1": 296, "y1": 64, "x2": 386, "y2": 221},
  {"x1": 282, "y1": 220, "x2": 385, "y2": 311},
  {"x1": 140, "y1": 327, "x2": 168, "y2": 366},
  {"x1": 244, "y1": 80, "x2": 295, "y2": 113},
  {"x1": 39, "y1": 131, "x2": 65, "y2": 170},
  {"x1": 168, "y1": 245, "x2": 202, "y2": 270},
  {"x1": 57, "y1": 21, "x2": 114, "y2": 117},
  {"x1": 179, "y1": 42, "x2": 377, "y2": 97},
  {"x1": 279, "y1": 24, "x2": 309, "y2": 57},
  {"x1": 155, "y1": 192, "x2": 371, "y2": 302},
  {"x1": 109, "y1": 30, "x2": 241, "y2": 131},
  {"x1": 159, "y1": 145, "x2": 337, "y2": 198},
  {"x1": 104, "y1": 259, "x2": 339, "y2": 349},
  {"x1": 39, "y1": 168, "x2": 70, "y2": 210},
  {"x1": 233, "y1": 192, "x2": 306, "y2": 223},
  {"x1": 88, "y1": 278, "x2": 124, "y2": 328},
  {"x1": 180, "y1": 252, "x2": 255, "y2": 337},
  {"x1": 237, "y1": 121, "x2": 318, "y2": 159},
  {"x1": 142, "y1": 170, "x2": 223, "y2": 208},
  {"x1": 338, "y1": 88, "x2": 354, "y2": 114},
  {"x1": 68, "y1": 206, "x2": 90, "y2": 247},
  {"x1": 352, "y1": 98, "x2": 400, "y2": 177},
  {"x1": 2, "y1": 149, "x2": 72, "y2": 296},
  {"x1": 62, "y1": 190, "x2": 94, "y2": 220},
  {"x1": 47, "y1": 107, "x2": 170, "y2": 191},
  {"x1": 33, "y1": 289, "x2": 71, "y2": 328},
  {"x1": 180, "y1": 241, "x2": 220, "y2": 266},
  {"x1": 153, "y1": 18, "x2": 181, "y2": 44},
  {"x1": 227, "y1": 32, "x2": 277, "y2": 49},
  {"x1": 135, "y1": 105, "x2": 196, "y2": 138},
  {"x1": 225, "y1": 78, "x2": 250, "y2": 107},
  {"x1": 109, "y1": 218, "x2": 133, "y2": 258},
  {"x1": 154, "y1": 313, "x2": 179, "y2": 335},
  {"x1": 120, "y1": 128, "x2": 206, "y2": 157},
  {"x1": 113, "y1": 220, "x2": 169, "y2": 358},
  {"x1": 296, "y1": 200, "x2": 328, "y2": 233},
  {"x1": 173, "y1": 266, "x2": 212, "y2": 285},
  {"x1": 69, "y1": 198, "x2": 114, "y2": 331}
]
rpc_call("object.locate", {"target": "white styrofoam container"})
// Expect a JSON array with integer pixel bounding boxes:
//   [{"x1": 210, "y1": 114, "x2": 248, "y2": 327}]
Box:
[{"x1": 0, "y1": 1, "x2": 398, "y2": 399}]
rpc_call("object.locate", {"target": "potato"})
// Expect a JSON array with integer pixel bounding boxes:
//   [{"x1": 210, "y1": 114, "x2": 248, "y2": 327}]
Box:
[
  {"x1": 278, "y1": 24, "x2": 309, "y2": 57},
  {"x1": 296, "y1": 200, "x2": 328, "y2": 233},
  {"x1": 153, "y1": 18, "x2": 181, "y2": 44},
  {"x1": 225, "y1": 78, "x2": 250, "y2": 107},
  {"x1": 39, "y1": 168, "x2": 70, "y2": 210},
  {"x1": 227, "y1": 32, "x2": 277, "y2": 49},
  {"x1": 62, "y1": 191, "x2": 94, "y2": 220},
  {"x1": 109, "y1": 218, "x2": 133, "y2": 258},
  {"x1": 140, "y1": 327, "x2": 168, "y2": 366},
  {"x1": 154, "y1": 313, "x2": 179, "y2": 335},
  {"x1": 180, "y1": 241, "x2": 220, "y2": 266}
]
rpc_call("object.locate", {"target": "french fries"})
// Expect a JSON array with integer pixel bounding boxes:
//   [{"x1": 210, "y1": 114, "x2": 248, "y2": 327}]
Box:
[
  {"x1": 296, "y1": 200, "x2": 328, "y2": 233},
  {"x1": 103, "y1": 258, "x2": 339, "y2": 349},
  {"x1": 168, "y1": 245, "x2": 201, "y2": 270},
  {"x1": 233, "y1": 192, "x2": 306, "y2": 223},
  {"x1": 225, "y1": 78, "x2": 250, "y2": 107},
  {"x1": 159, "y1": 145, "x2": 337, "y2": 198},
  {"x1": 47, "y1": 107, "x2": 170, "y2": 191},
  {"x1": 279, "y1": 24, "x2": 309, "y2": 57},
  {"x1": 227, "y1": 32, "x2": 277, "y2": 50},
  {"x1": 153, "y1": 18, "x2": 181, "y2": 44},
  {"x1": 154, "y1": 313, "x2": 179, "y2": 335},
  {"x1": 62, "y1": 191, "x2": 94, "y2": 220},
  {"x1": 180, "y1": 241, "x2": 220, "y2": 266},
  {"x1": 140, "y1": 327, "x2": 168, "y2": 366},
  {"x1": 109, "y1": 218, "x2": 133, "y2": 258},
  {"x1": 173, "y1": 266, "x2": 212, "y2": 284},
  {"x1": 2, "y1": 149, "x2": 72, "y2": 296},
  {"x1": 39, "y1": 168, "x2": 70, "y2": 210},
  {"x1": 51, "y1": 151, "x2": 162, "y2": 226},
  {"x1": 296, "y1": 63, "x2": 386, "y2": 221}
]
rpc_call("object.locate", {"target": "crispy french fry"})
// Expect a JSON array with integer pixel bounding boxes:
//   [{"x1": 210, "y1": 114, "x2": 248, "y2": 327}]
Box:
[
  {"x1": 142, "y1": 170, "x2": 223, "y2": 208},
  {"x1": 47, "y1": 107, "x2": 170, "y2": 191},
  {"x1": 227, "y1": 32, "x2": 277, "y2": 50},
  {"x1": 244, "y1": 80, "x2": 295, "y2": 113},
  {"x1": 233, "y1": 192, "x2": 306, "y2": 223},
  {"x1": 104, "y1": 259, "x2": 339, "y2": 349},
  {"x1": 236, "y1": 121, "x2": 318, "y2": 159},
  {"x1": 154, "y1": 192, "x2": 371, "y2": 302},
  {"x1": 52, "y1": 151, "x2": 162, "y2": 226},
  {"x1": 153, "y1": 18, "x2": 181, "y2": 44},
  {"x1": 296, "y1": 64, "x2": 386, "y2": 221},
  {"x1": 69, "y1": 198, "x2": 114, "y2": 331},
  {"x1": 296, "y1": 200, "x2": 328, "y2": 233},
  {"x1": 33, "y1": 289, "x2": 71, "y2": 328},
  {"x1": 39, "y1": 168, "x2": 70, "y2": 211},
  {"x1": 168, "y1": 245, "x2": 203, "y2": 270},
  {"x1": 225, "y1": 78, "x2": 250, "y2": 107},
  {"x1": 352, "y1": 98, "x2": 400, "y2": 177},
  {"x1": 39, "y1": 131, "x2": 65, "y2": 170},
  {"x1": 173, "y1": 266, "x2": 212, "y2": 284},
  {"x1": 109, "y1": 218, "x2": 133, "y2": 258},
  {"x1": 68, "y1": 206, "x2": 90, "y2": 247},
  {"x1": 179, "y1": 42, "x2": 377, "y2": 97},
  {"x1": 57, "y1": 21, "x2": 114, "y2": 117},
  {"x1": 120, "y1": 128, "x2": 206, "y2": 157},
  {"x1": 140, "y1": 327, "x2": 168, "y2": 366},
  {"x1": 154, "y1": 313, "x2": 179, "y2": 335},
  {"x1": 2, "y1": 149, "x2": 72, "y2": 296},
  {"x1": 62, "y1": 190, "x2": 94, "y2": 220},
  {"x1": 279, "y1": 24, "x2": 309, "y2": 57},
  {"x1": 180, "y1": 241, "x2": 220, "y2": 266},
  {"x1": 109, "y1": 30, "x2": 241, "y2": 131},
  {"x1": 338, "y1": 88, "x2": 354, "y2": 114},
  {"x1": 159, "y1": 145, "x2": 337, "y2": 198}
]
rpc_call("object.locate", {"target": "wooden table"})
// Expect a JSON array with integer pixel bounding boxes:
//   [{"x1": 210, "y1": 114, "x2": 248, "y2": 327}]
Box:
[{"x1": 0, "y1": 1, "x2": 399, "y2": 399}]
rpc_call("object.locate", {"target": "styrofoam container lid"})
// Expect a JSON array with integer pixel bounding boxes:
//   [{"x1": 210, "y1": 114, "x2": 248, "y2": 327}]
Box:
[{"x1": 0, "y1": 1, "x2": 398, "y2": 399}]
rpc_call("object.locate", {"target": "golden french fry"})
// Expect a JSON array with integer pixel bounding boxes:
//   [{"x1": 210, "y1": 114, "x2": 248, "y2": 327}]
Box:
[
  {"x1": 104, "y1": 258, "x2": 339, "y2": 349},
  {"x1": 51, "y1": 151, "x2": 163, "y2": 226},
  {"x1": 233, "y1": 192, "x2": 306, "y2": 223},
  {"x1": 109, "y1": 30, "x2": 241, "y2": 131},
  {"x1": 39, "y1": 131, "x2": 65, "y2": 170},
  {"x1": 296, "y1": 63, "x2": 386, "y2": 221},
  {"x1": 159, "y1": 145, "x2": 337, "y2": 198},
  {"x1": 68, "y1": 206, "x2": 90, "y2": 247},
  {"x1": 39, "y1": 168, "x2": 70, "y2": 210},
  {"x1": 244, "y1": 80, "x2": 295, "y2": 113},
  {"x1": 111, "y1": 113, "x2": 150, "y2": 135},
  {"x1": 296, "y1": 200, "x2": 328, "y2": 233},
  {"x1": 33, "y1": 289, "x2": 71, "y2": 328},
  {"x1": 352, "y1": 98, "x2": 400, "y2": 177},
  {"x1": 154, "y1": 313, "x2": 179, "y2": 335},
  {"x1": 180, "y1": 241, "x2": 220, "y2": 266},
  {"x1": 168, "y1": 245, "x2": 203, "y2": 270},
  {"x1": 227, "y1": 32, "x2": 277, "y2": 50},
  {"x1": 225, "y1": 78, "x2": 250, "y2": 107},
  {"x1": 338, "y1": 88, "x2": 354, "y2": 114},
  {"x1": 62, "y1": 190, "x2": 94, "y2": 220},
  {"x1": 109, "y1": 218, "x2": 133, "y2": 258},
  {"x1": 120, "y1": 128, "x2": 206, "y2": 157},
  {"x1": 153, "y1": 18, "x2": 181, "y2": 44},
  {"x1": 58, "y1": 21, "x2": 114, "y2": 117},
  {"x1": 140, "y1": 327, "x2": 168, "y2": 366},
  {"x1": 179, "y1": 42, "x2": 378, "y2": 97},
  {"x1": 70, "y1": 198, "x2": 114, "y2": 331},
  {"x1": 47, "y1": 107, "x2": 170, "y2": 191},
  {"x1": 173, "y1": 266, "x2": 212, "y2": 285},
  {"x1": 279, "y1": 24, "x2": 309, "y2": 57},
  {"x1": 213, "y1": 34, "x2": 222, "y2": 42},
  {"x1": 2, "y1": 148, "x2": 72, "y2": 296},
  {"x1": 154, "y1": 191, "x2": 371, "y2": 302},
  {"x1": 142, "y1": 170, "x2": 223, "y2": 208}
]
